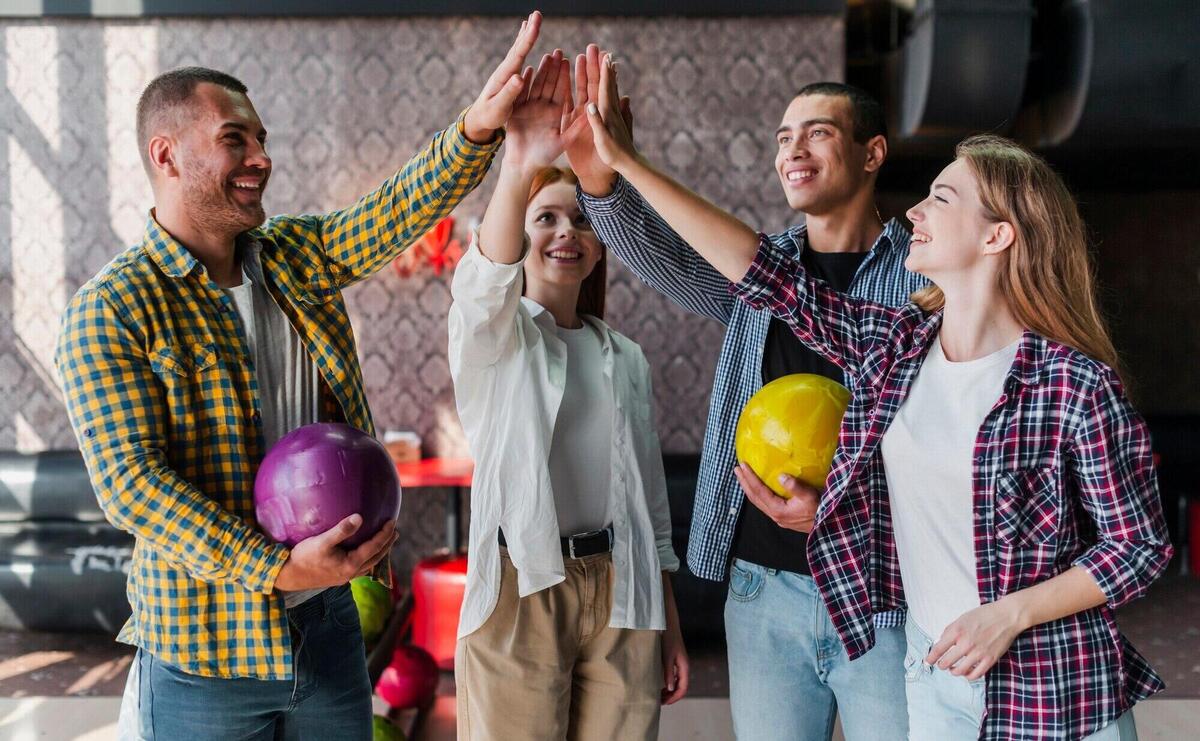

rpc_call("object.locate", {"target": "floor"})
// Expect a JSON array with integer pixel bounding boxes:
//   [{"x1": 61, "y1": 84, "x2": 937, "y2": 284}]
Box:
[
  {"x1": 1, "y1": 574, "x2": 1198, "y2": 739},
  {"x1": 2, "y1": 696, "x2": 1199, "y2": 740}
]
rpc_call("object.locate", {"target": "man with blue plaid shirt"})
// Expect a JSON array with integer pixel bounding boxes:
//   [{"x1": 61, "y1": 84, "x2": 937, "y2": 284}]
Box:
[
  {"x1": 570, "y1": 78, "x2": 928, "y2": 740},
  {"x1": 56, "y1": 13, "x2": 546, "y2": 740}
]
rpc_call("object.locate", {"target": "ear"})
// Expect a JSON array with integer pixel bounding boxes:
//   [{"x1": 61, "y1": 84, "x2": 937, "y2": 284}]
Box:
[
  {"x1": 983, "y1": 221, "x2": 1016, "y2": 255},
  {"x1": 863, "y1": 134, "x2": 888, "y2": 174},
  {"x1": 147, "y1": 136, "x2": 179, "y2": 179}
]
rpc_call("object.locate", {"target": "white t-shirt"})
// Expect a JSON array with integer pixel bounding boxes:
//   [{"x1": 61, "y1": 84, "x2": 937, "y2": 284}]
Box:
[
  {"x1": 880, "y1": 334, "x2": 1020, "y2": 638},
  {"x1": 548, "y1": 323, "x2": 613, "y2": 535},
  {"x1": 224, "y1": 257, "x2": 322, "y2": 609}
]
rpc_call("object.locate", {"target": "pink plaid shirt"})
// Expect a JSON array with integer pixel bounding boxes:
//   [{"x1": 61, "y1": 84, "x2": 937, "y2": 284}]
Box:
[{"x1": 735, "y1": 235, "x2": 1172, "y2": 740}]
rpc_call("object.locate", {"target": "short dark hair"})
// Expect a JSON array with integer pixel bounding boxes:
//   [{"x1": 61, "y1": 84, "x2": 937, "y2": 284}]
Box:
[
  {"x1": 796, "y1": 82, "x2": 887, "y2": 144},
  {"x1": 136, "y1": 67, "x2": 248, "y2": 173}
]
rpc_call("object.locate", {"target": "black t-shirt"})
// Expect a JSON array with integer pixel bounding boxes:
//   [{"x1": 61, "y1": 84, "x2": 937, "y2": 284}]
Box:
[{"x1": 731, "y1": 248, "x2": 867, "y2": 574}]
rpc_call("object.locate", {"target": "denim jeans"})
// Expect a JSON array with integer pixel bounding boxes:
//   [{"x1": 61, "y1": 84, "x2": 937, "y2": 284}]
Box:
[
  {"x1": 724, "y1": 559, "x2": 908, "y2": 741},
  {"x1": 903, "y1": 618, "x2": 1138, "y2": 741},
  {"x1": 122, "y1": 585, "x2": 372, "y2": 741}
]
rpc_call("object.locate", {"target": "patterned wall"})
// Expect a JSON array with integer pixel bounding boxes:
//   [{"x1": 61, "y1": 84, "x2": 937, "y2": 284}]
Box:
[
  {"x1": 0, "y1": 16, "x2": 841, "y2": 578},
  {"x1": 0, "y1": 15, "x2": 842, "y2": 457}
]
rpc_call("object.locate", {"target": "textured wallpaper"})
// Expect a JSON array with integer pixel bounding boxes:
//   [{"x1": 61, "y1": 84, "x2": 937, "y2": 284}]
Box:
[
  {"x1": 0, "y1": 15, "x2": 842, "y2": 460},
  {"x1": 0, "y1": 15, "x2": 841, "y2": 579}
]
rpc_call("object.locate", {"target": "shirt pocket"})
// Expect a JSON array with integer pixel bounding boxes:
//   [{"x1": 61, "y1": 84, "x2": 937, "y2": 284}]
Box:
[
  {"x1": 149, "y1": 341, "x2": 218, "y2": 378},
  {"x1": 993, "y1": 465, "x2": 1063, "y2": 593},
  {"x1": 148, "y1": 340, "x2": 229, "y2": 441}
]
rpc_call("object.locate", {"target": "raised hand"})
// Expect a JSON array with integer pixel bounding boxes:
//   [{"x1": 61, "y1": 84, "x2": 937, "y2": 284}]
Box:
[
  {"x1": 505, "y1": 49, "x2": 573, "y2": 170},
  {"x1": 463, "y1": 11, "x2": 543, "y2": 144},
  {"x1": 563, "y1": 44, "x2": 632, "y2": 195},
  {"x1": 583, "y1": 52, "x2": 640, "y2": 174}
]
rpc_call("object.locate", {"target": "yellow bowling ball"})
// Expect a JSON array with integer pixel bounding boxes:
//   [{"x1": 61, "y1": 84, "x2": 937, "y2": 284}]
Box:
[{"x1": 735, "y1": 374, "x2": 850, "y2": 498}]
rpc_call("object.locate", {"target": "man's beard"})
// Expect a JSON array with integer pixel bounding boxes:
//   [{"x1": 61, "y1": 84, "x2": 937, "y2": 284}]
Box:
[{"x1": 182, "y1": 170, "x2": 265, "y2": 237}]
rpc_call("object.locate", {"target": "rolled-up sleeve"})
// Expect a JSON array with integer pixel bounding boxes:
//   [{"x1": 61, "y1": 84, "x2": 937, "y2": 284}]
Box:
[{"x1": 1070, "y1": 369, "x2": 1173, "y2": 608}]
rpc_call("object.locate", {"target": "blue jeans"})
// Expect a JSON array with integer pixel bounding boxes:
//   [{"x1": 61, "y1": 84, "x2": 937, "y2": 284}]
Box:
[
  {"x1": 903, "y1": 619, "x2": 1138, "y2": 740},
  {"x1": 129, "y1": 585, "x2": 372, "y2": 740},
  {"x1": 725, "y1": 559, "x2": 908, "y2": 741}
]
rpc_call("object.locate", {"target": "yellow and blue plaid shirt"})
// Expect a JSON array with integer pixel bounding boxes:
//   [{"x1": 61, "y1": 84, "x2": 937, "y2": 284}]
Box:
[{"x1": 55, "y1": 112, "x2": 500, "y2": 679}]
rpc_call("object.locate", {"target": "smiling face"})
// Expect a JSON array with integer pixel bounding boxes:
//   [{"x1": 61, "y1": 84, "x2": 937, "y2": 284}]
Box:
[
  {"x1": 904, "y1": 158, "x2": 1011, "y2": 283},
  {"x1": 774, "y1": 93, "x2": 877, "y2": 215},
  {"x1": 523, "y1": 181, "x2": 604, "y2": 290},
  {"x1": 170, "y1": 82, "x2": 272, "y2": 234}
]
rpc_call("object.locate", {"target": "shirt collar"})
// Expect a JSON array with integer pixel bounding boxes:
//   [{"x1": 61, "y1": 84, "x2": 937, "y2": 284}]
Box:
[
  {"x1": 519, "y1": 296, "x2": 615, "y2": 354},
  {"x1": 142, "y1": 213, "x2": 202, "y2": 279},
  {"x1": 905, "y1": 313, "x2": 1047, "y2": 387},
  {"x1": 142, "y1": 211, "x2": 263, "y2": 280},
  {"x1": 1007, "y1": 330, "x2": 1050, "y2": 386},
  {"x1": 790, "y1": 217, "x2": 909, "y2": 257}
]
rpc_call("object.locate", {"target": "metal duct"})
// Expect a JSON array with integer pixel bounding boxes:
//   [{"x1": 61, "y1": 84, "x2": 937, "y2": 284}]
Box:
[
  {"x1": 1015, "y1": 0, "x2": 1200, "y2": 148},
  {"x1": 896, "y1": 0, "x2": 1033, "y2": 139}
]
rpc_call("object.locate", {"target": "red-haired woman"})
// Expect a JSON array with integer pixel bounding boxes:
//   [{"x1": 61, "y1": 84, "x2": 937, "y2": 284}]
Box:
[{"x1": 448, "y1": 50, "x2": 688, "y2": 741}]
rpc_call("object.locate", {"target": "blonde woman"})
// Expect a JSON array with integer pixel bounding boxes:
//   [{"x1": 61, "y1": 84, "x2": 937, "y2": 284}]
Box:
[
  {"x1": 448, "y1": 50, "x2": 687, "y2": 741},
  {"x1": 580, "y1": 56, "x2": 1170, "y2": 740}
]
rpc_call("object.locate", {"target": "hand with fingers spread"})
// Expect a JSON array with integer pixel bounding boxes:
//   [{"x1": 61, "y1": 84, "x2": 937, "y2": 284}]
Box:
[
  {"x1": 563, "y1": 44, "x2": 632, "y2": 195},
  {"x1": 505, "y1": 48, "x2": 574, "y2": 170},
  {"x1": 582, "y1": 52, "x2": 642, "y2": 175},
  {"x1": 274, "y1": 515, "x2": 398, "y2": 591},
  {"x1": 734, "y1": 462, "x2": 820, "y2": 533},
  {"x1": 463, "y1": 11, "x2": 543, "y2": 144}
]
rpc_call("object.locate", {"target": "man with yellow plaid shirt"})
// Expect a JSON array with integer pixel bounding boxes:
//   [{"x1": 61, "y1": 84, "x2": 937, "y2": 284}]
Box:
[{"x1": 55, "y1": 13, "x2": 547, "y2": 739}]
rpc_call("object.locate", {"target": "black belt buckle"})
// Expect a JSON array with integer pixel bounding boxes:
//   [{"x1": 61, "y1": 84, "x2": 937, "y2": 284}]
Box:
[{"x1": 567, "y1": 527, "x2": 612, "y2": 559}]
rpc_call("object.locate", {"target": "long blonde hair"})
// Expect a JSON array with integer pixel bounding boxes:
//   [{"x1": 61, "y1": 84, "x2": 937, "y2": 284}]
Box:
[{"x1": 911, "y1": 134, "x2": 1121, "y2": 376}]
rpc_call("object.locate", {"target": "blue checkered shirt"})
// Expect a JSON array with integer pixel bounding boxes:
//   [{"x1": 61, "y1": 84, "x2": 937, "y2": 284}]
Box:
[{"x1": 579, "y1": 176, "x2": 928, "y2": 628}]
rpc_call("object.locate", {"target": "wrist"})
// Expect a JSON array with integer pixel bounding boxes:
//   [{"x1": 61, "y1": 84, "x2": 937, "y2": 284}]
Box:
[
  {"x1": 579, "y1": 171, "x2": 619, "y2": 197},
  {"x1": 273, "y1": 561, "x2": 297, "y2": 591},
  {"x1": 1001, "y1": 592, "x2": 1035, "y2": 632},
  {"x1": 498, "y1": 160, "x2": 542, "y2": 187},
  {"x1": 613, "y1": 152, "x2": 649, "y2": 182},
  {"x1": 463, "y1": 107, "x2": 497, "y2": 145}
]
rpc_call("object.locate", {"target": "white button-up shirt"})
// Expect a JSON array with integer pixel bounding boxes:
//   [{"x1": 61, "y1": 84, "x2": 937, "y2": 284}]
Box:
[{"x1": 448, "y1": 238, "x2": 679, "y2": 639}]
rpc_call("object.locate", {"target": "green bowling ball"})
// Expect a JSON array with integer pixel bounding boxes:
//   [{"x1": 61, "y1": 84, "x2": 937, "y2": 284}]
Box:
[
  {"x1": 350, "y1": 575, "x2": 392, "y2": 647},
  {"x1": 373, "y1": 714, "x2": 406, "y2": 741}
]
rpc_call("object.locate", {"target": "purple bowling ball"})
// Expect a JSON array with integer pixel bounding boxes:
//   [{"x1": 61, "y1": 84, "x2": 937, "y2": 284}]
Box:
[{"x1": 254, "y1": 423, "x2": 401, "y2": 548}]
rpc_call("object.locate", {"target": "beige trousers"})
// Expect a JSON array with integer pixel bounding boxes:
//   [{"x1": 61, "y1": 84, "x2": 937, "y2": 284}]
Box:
[{"x1": 455, "y1": 550, "x2": 663, "y2": 741}]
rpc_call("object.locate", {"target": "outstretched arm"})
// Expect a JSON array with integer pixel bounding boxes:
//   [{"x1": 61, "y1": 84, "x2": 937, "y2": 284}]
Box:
[
  {"x1": 582, "y1": 58, "x2": 760, "y2": 283},
  {"x1": 449, "y1": 47, "x2": 575, "y2": 370},
  {"x1": 275, "y1": 12, "x2": 543, "y2": 286},
  {"x1": 562, "y1": 46, "x2": 737, "y2": 322},
  {"x1": 581, "y1": 55, "x2": 899, "y2": 375}
]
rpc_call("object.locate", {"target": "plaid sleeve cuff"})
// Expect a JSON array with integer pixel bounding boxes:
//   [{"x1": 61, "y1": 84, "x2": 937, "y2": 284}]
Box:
[
  {"x1": 873, "y1": 609, "x2": 907, "y2": 629},
  {"x1": 237, "y1": 540, "x2": 291, "y2": 595},
  {"x1": 1073, "y1": 539, "x2": 1172, "y2": 609},
  {"x1": 731, "y1": 232, "x2": 798, "y2": 308},
  {"x1": 576, "y1": 174, "x2": 632, "y2": 216},
  {"x1": 451, "y1": 107, "x2": 505, "y2": 165}
]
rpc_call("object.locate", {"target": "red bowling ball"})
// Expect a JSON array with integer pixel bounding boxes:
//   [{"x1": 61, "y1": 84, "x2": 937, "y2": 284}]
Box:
[
  {"x1": 376, "y1": 645, "x2": 439, "y2": 710},
  {"x1": 254, "y1": 423, "x2": 401, "y2": 548}
]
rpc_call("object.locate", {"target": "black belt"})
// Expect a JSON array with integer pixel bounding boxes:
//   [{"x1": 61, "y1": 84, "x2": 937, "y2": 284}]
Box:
[{"x1": 499, "y1": 525, "x2": 614, "y2": 559}]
